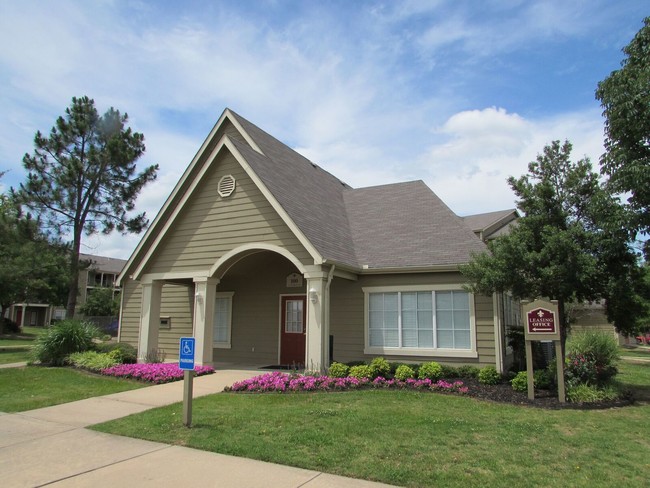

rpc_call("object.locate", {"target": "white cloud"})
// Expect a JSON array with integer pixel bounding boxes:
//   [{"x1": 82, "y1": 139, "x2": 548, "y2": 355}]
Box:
[
  {"x1": 0, "y1": 0, "x2": 636, "y2": 261},
  {"x1": 421, "y1": 107, "x2": 605, "y2": 215}
]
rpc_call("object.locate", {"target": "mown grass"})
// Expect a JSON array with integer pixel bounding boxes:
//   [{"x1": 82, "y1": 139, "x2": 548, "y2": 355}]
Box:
[
  {"x1": 0, "y1": 325, "x2": 48, "y2": 347},
  {"x1": 619, "y1": 345, "x2": 650, "y2": 359},
  {"x1": 0, "y1": 326, "x2": 49, "y2": 364},
  {"x1": 93, "y1": 360, "x2": 650, "y2": 488},
  {"x1": 0, "y1": 367, "x2": 145, "y2": 412},
  {"x1": 0, "y1": 350, "x2": 31, "y2": 365}
]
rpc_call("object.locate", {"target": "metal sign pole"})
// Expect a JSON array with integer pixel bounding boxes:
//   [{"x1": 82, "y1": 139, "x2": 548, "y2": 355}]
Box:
[{"x1": 183, "y1": 369, "x2": 194, "y2": 427}]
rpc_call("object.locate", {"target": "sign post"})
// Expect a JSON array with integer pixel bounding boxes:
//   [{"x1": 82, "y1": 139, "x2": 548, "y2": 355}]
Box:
[
  {"x1": 179, "y1": 337, "x2": 196, "y2": 427},
  {"x1": 522, "y1": 300, "x2": 565, "y2": 403}
]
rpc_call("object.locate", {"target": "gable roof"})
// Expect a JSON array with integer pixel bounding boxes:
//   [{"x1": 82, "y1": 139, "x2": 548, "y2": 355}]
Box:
[
  {"x1": 344, "y1": 181, "x2": 486, "y2": 269},
  {"x1": 120, "y1": 109, "x2": 487, "y2": 282},
  {"x1": 462, "y1": 209, "x2": 519, "y2": 241}
]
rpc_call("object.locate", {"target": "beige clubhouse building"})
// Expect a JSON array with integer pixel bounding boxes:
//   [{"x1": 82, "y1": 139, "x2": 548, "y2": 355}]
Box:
[{"x1": 118, "y1": 109, "x2": 519, "y2": 372}]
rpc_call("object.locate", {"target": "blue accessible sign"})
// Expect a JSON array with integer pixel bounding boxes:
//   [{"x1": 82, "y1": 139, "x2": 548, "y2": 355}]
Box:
[{"x1": 179, "y1": 337, "x2": 195, "y2": 370}]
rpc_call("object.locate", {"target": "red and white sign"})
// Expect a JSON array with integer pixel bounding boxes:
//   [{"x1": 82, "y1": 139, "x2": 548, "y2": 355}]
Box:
[{"x1": 526, "y1": 308, "x2": 557, "y2": 335}]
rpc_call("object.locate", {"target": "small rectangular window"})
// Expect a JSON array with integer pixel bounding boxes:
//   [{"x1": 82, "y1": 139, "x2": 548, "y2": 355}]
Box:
[
  {"x1": 159, "y1": 316, "x2": 171, "y2": 329},
  {"x1": 213, "y1": 292, "x2": 234, "y2": 348}
]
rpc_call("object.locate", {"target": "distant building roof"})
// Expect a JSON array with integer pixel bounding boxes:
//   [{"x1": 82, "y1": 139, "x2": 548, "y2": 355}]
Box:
[
  {"x1": 462, "y1": 209, "x2": 519, "y2": 241},
  {"x1": 79, "y1": 253, "x2": 127, "y2": 274}
]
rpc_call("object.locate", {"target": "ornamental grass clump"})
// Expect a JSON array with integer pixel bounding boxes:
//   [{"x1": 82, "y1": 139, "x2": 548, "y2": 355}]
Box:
[
  {"x1": 31, "y1": 320, "x2": 101, "y2": 366},
  {"x1": 566, "y1": 330, "x2": 619, "y2": 386},
  {"x1": 101, "y1": 363, "x2": 214, "y2": 383}
]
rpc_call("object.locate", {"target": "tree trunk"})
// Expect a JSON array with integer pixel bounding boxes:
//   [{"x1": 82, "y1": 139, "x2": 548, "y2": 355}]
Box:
[{"x1": 65, "y1": 232, "x2": 82, "y2": 319}]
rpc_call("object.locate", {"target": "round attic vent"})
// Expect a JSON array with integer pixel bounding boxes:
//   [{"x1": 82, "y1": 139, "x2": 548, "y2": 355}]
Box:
[{"x1": 218, "y1": 174, "x2": 236, "y2": 197}]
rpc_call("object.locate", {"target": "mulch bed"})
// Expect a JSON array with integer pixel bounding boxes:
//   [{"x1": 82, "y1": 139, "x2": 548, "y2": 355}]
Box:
[{"x1": 460, "y1": 378, "x2": 634, "y2": 410}]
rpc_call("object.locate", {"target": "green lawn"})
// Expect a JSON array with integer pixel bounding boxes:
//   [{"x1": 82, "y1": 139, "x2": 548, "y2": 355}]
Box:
[
  {"x1": 92, "y1": 361, "x2": 650, "y2": 488},
  {"x1": 0, "y1": 367, "x2": 145, "y2": 412},
  {"x1": 619, "y1": 345, "x2": 650, "y2": 359},
  {"x1": 0, "y1": 326, "x2": 49, "y2": 364},
  {"x1": 0, "y1": 350, "x2": 31, "y2": 365},
  {"x1": 0, "y1": 325, "x2": 48, "y2": 347}
]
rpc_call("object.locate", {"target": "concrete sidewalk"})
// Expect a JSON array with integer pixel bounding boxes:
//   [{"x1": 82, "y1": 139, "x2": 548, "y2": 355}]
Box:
[{"x1": 0, "y1": 368, "x2": 397, "y2": 488}]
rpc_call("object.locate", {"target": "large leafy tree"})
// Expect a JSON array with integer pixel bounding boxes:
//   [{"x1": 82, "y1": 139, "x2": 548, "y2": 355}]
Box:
[
  {"x1": 461, "y1": 141, "x2": 648, "y2": 350},
  {"x1": 15, "y1": 96, "x2": 158, "y2": 318},
  {"x1": 0, "y1": 186, "x2": 70, "y2": 330},
  {"x1": 596, "y1": 17, "x2": 650, "y2": 252}
]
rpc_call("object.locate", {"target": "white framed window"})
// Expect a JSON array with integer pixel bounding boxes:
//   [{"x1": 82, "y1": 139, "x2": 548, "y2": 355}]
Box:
[
  {"x1": 363, "y1": 285, "x2": 477, "y2": 358},
  {"x1": 213, "y1": 292, "x2": 234, "y2": 348},
  {"x1": 284, "y1": 299, "x2": 304, "y2": 333}
]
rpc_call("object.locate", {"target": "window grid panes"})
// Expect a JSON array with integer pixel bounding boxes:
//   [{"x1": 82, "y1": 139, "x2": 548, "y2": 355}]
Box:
[
  {"x1": 285, "y1": 299, "x2": 304, "y2": 333},
  {"x1": 213, "y1": 296, "x2": 231, "y2": 344},
  {"x1": 368, "y1": 290, "x2": 471, "y2": 350}
]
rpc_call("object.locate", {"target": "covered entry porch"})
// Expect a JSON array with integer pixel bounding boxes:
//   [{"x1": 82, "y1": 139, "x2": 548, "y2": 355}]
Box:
[{"x1": 135, "y1": 244, "x2": 336, "y2": 371}]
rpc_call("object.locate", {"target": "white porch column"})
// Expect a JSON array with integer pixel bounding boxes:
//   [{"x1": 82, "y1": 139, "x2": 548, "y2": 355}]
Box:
[
  {"x1": 192, "y1": 277, "x2": 220, "y2": 366},
  {"x1": 304, "y1": 266, "x2": 330, "y2": 372},
  {"x1": 138, "y1": 280, "x2": 163, "y2": 362}
]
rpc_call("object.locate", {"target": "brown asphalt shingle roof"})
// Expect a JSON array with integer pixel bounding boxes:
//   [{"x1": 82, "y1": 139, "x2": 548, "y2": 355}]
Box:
[{"x1": 229, "y1": 110, "x2": 486, "y2": 269}]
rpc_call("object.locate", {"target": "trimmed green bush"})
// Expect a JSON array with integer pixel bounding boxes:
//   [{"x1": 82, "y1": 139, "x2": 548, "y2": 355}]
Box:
[
  {"x1": 327, "y1": 362, "x2": 350, "y2": 378},
  {"x1": 68, "y1": 350, "x2": 119, "y2": 372},
  {"x1": 31, "y1": 320, "x2": 101, "y2": 366},
  {"x1": 349, "y1": 364, "x2": 373, "y2": 380},
  {"x1": 369, "y1": 357, "x2": 391, "y2": 378},
  {"x1": 418, "y1": 361, "x2": 443, "y2": 381},
  {"x1": 440, "y1": 364, "x2": 459, "y2": 378},
  {"x1": 94, "y1": 341, "x2": 137, "y2": 364},
  {"x1": 534, "y1": 369, "x2": 553, "y2": 390},
  {"x1": 511, "y1": 371, "x2": 528, "y2": 392},
  {"x1": 456, "y1": 365, "x2": 480, "y2": 379},
  {"x1": 478, "y1": 366, "x2": 500, "y2": 385},
  {"x1": 394, "y1": 364, "x2": 415, "y2": 381}
]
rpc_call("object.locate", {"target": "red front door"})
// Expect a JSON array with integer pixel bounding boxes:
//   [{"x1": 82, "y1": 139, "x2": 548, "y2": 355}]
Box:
[{"x1": 280, "y1": 295, "x2": 306, "y2": 367}]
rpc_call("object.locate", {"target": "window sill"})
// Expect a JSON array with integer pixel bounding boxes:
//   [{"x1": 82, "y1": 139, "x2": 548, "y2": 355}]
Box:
[
  {"x1": 364, "y1": 346, "x2": 478, "y2": 359},
  {"x1": 213, "y1": 343, "x2": 231, "y2": 349}
]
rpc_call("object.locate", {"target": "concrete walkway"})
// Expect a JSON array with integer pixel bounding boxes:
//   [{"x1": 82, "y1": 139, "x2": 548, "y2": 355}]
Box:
[{"x1": 0, "y1": 368, "x2": 397, "y2": 488}]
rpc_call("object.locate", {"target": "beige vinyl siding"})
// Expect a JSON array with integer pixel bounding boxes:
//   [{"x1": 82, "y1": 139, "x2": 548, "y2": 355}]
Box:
[
  {"x1": 119, "y1": 279, "x2": 141, "y2": 349},
  {"x1": 119, "y1": 281, "x2": 194, "y2": 359},
  {"x1": 330, "y1": 272, "x2": 497, "y2": 366},
  {"x1": 213, "y1": 251, "x2": 304, "y2": 365},
  {"x1": 474, "y1": 294, "x2": 496, "y2": 366},
  {"x1": 144, "y1": 150, "x2": 311, "y2": 275},
  {"x1": 570, "y1": 305, "x2": 618, "y2": 342},
  {"x1": 157, "y1": 283, "x2": 194, "y2": 358}
]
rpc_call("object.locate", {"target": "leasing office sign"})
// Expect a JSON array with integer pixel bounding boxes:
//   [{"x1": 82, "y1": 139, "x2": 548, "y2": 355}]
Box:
[
  {"x1": 523, "y1": 301, "x2": 560, "y2": 341},
  {"x1": 521, "y1": 299, "x2": 564, "y2": 403}
]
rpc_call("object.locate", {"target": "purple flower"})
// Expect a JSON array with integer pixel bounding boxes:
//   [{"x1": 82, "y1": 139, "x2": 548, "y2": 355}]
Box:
[{"x1": 101, "y1": 363, "x2": 215, "y2": 383}]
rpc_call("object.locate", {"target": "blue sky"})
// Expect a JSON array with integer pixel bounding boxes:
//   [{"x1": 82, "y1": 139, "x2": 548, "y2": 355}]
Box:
[{"x1": 0, "y1": 1, "x2": 647, "y2": 258}]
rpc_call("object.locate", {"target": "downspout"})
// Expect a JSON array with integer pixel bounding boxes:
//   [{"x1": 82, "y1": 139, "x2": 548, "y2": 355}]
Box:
[
  {"x1": 325, "y1": 265, "x2": 335, "y2": 365},
  {"x1": 493, "y1": 292, "x2": 504, "y2": 374}
]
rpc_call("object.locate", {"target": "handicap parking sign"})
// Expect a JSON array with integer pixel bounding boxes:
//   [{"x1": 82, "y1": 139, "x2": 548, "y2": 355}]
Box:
[{"x1": 179, "y1": 337, "x2": 195, "y2": 370}]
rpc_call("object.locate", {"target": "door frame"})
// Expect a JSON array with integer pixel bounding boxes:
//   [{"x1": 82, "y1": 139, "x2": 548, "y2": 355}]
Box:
[{"x1": 277, "y1": 293, "x2": 307, "y2": 366}]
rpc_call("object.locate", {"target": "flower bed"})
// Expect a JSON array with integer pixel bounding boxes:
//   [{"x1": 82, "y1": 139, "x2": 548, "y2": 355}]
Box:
[
  {"x1": 101, "y1": 363, "x2": 215, "y2": 384},
  {"x1": 226, "y1": 371, "x2": 468, "y2": 394}
]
